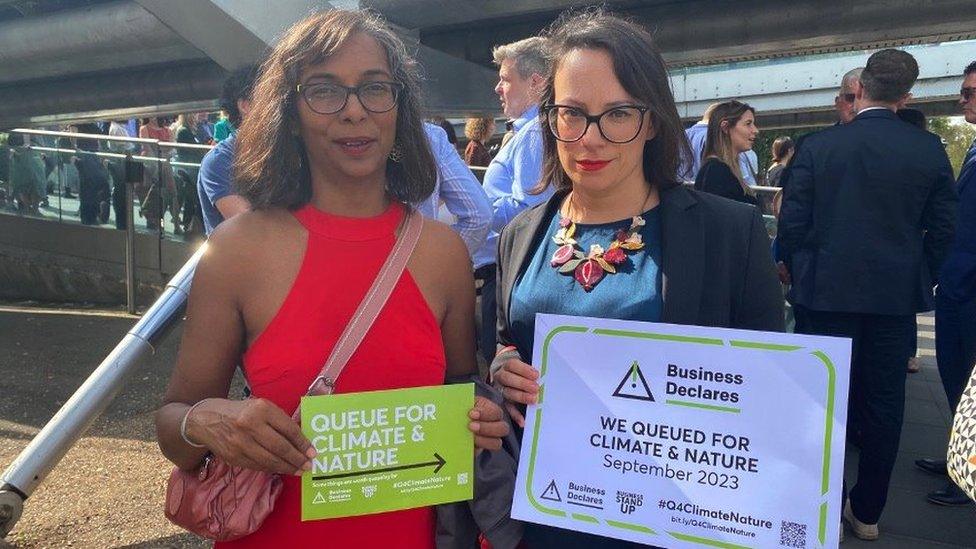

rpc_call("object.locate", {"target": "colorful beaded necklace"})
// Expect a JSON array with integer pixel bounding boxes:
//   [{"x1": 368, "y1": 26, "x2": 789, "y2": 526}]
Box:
[{"x1": 550, "y1": 214, "x2": 646, "y2": 291}]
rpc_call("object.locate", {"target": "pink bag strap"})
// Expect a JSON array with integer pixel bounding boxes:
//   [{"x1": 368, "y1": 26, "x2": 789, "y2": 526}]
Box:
[{"x1": 291, "y1": 208, "x2": 423, "y2": 419}]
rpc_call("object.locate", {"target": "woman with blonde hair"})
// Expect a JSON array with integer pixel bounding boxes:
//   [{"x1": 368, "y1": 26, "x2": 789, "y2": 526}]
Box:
[
  {"x1": 463, "y1": 116, "x2": 495, "y2": 166},
  {"x1": 155, "y1": 9, "x2": 508, "y2": 546},
  {"x1": 694, "y1": 100, "x2": 760, "y2": 206}
]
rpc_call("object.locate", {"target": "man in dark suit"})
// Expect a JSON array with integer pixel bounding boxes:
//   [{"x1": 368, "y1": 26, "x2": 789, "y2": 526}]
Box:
[
  {"x1": 778, "y1": 49, "x2": 958, "y2": 540},
  {"x1": 915, "y1": 60, "x2": 976, "y2": 506}
]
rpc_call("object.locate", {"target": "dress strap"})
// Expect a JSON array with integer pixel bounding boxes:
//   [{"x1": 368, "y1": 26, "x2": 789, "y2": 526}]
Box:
[{"x1": 293, "y1": 209, "x2": 423, "y2": 418}]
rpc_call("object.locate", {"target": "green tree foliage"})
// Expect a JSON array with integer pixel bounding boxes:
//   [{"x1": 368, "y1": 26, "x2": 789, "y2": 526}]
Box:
[{"x1": 928, "y1": 117, "x2": 975, "y2": 177}]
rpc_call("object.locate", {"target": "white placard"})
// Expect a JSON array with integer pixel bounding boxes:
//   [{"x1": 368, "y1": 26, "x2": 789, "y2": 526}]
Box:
[{"x1": 512, "y1": 314, "x2": 851, "y2": 549}]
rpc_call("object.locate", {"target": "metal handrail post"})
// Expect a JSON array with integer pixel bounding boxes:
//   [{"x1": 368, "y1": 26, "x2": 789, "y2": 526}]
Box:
[
  {"x1": 56, "y1": 150, "x2": 64, "y2": 223},
  {"x1": 125, "y1": 155, "x2": 137, "y2": 315},
  {"x1": 0, "y1": 244, "x2": 206, "y2": 538}
]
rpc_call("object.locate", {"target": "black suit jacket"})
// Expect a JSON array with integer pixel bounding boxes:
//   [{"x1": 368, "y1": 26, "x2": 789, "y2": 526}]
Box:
[
  {"x1": 777, "y1": 108, "x2": 957, "y2": 315},
  {"x1": 495, "y1": 185, "x2": 785, "y2": 353}
]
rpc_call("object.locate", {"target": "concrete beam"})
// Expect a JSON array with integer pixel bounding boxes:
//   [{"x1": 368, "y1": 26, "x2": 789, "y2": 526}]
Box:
[
  {"x1": 412, "y1": 0, "x2": 976, "y2": 68},
  {"x1": 671, "y1": 40, "x2": 970, "y2": 124},
  {"x1": 135, "y1": 0, "x2": 499, "y2": 113},
  {"x1": 135, "y1": 0, "x2": 334, "y2": 70},
  {"x1": 0, "y1": 1, "x2": 206, "y2": 84},
  {"x1": 408, "y1": 41, "x2": 499, "y2": 115},
  {"x1": 363, "y1": 0, "x2": 640, "y2": 31},
  {"x1": 0, "y1": 61, "x2": 225, "y2": 129},
  {"x1": 642, "y1": 0, "x2": 976, "y2": 67}
]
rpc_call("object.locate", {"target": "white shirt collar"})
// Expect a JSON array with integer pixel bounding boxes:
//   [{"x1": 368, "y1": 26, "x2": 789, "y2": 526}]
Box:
[{"x1": 856, "y1": 106, "x2": 892, "y2": 115}]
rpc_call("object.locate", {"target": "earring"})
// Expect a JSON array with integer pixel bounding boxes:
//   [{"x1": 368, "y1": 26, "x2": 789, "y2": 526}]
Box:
[{"x1": 388, "y1": 143, "x2": 403, "y2": 163}]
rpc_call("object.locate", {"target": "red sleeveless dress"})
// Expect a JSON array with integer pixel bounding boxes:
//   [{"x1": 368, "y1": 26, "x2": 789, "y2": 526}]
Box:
[{"x1": 217, "y1": 202, "x2": 445, "y2": 548}]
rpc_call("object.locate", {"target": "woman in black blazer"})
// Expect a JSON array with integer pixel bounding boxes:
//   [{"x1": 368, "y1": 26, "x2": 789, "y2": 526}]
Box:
[
  {"x1": 694, "y1": 100, "x2": 761, "y2": 207},
  {"x1": 489, "y1": 11, "x2": 783, "y2": 548}
]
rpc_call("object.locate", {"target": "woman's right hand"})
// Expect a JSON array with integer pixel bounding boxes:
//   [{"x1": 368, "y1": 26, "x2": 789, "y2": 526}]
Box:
[
  {"x1": 185, "y1": 398, "x2": 316, "y2": 475},
  {"x1": 493, "y1": 357, "x2": 540, "y2": 428}
]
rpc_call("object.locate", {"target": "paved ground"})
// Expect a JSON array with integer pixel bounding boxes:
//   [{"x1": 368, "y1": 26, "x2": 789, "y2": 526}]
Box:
[
  {"x1": 841, "y1": 314, "x2": 976, "y2": 548},
  {"x1": 0, "y1": 306, "x2": 209, "y2": 548},
  {"x1": 0, "y1": 307, "x2": 972, "y2": 547}
]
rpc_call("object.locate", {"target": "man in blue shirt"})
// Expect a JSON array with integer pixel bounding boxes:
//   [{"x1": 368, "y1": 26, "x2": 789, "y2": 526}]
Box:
[
  {"x1": 415, "y1": 123, "x2": 492, "y2": 257},
  {"x1": 915, "y1": 61, "x2": 976, "y2": 506},
  {"x1": 472, "y1": 37, "x2": 554, "y2": 362},
  {"x1": 198, "y1": 66, "x2": 258, "y2": 234}
]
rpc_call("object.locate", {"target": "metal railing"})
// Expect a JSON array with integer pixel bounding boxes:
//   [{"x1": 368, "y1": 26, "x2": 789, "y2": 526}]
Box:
[
  {"x1": 0, "y1": 245, "x2": 205, "y2": 538},
  {"x1": 3, "y1": 128, "x2": 214, "y2": 313},
  {"x1": 0, "y1": 127, "x2": 220, "y2": 537}
]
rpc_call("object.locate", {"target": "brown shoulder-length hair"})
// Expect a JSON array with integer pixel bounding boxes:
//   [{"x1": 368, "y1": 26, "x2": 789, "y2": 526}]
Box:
[
  {"x1": 703, "y1": 100, "x2": 756, "y2": 196},
  {"x1": 536, "y1": 9, "x2": 690, "y2": 194},
  {"x1": 235, "y1": 9, "x2": 436, "y2": 210}
]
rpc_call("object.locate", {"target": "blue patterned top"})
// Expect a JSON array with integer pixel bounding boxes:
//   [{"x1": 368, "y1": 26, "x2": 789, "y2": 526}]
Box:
[{"x1": 509, "y1": 206, "x2": 663, "y2": 359}]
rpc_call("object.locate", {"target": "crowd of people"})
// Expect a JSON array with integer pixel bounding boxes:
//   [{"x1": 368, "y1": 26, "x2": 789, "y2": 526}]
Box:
[
  {"x1": 152, "y1": 6, "x2": 976, "y2": 548},
  {"x1": 0, "y1": 102, "x2": 245, "y2": 235},
  {"x1": 3, "y1": 4, "x2": 975, "y2": 546}
]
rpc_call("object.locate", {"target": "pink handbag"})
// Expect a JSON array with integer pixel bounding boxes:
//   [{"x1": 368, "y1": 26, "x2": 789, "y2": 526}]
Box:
[{"x1": 164, "y1": 209, "x2": 423, "y2": 541}]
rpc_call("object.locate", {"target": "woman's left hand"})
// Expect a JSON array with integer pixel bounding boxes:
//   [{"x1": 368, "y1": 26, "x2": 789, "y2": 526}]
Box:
[{"x1": 468, "y1": 396, "x2": 509, "y2": 452}]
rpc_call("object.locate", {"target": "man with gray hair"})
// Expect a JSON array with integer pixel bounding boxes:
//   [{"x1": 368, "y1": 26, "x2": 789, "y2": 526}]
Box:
[
  {"x1": 835, "y1": 67, "x2": 864, "y2": 124},
  {"x1": 472, "y1": 36, "x2": 554, "y2": 362}
]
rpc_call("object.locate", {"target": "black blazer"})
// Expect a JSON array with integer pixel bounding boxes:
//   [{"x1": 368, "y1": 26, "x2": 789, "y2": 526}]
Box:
[
  {"x1": 694, "y1": 157, "x2": 759, "y2": 207},
  {"x1": 777, "y1": 108, "x2": 957, "y2": 315},
  {"x1": 495, "y1": 185, "x2": 785, "y2": 353},
  {"x1": 939, "y1": 147, "x2": 976, "y2": 303}
]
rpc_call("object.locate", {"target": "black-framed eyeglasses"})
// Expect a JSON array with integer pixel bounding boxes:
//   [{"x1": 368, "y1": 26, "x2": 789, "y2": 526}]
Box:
[
  {"x1": 840, "y1": 93, "x2": 856, "y2": 103},
  {"x1": 543, "y1": 104, "x2": 650, "y2": 144},
  {"x1": 961, "y1": 87, "x2": 976, "y2": 102},
  {"x1": 296, "y1": 81, "x2": 403, "y2": 115}
]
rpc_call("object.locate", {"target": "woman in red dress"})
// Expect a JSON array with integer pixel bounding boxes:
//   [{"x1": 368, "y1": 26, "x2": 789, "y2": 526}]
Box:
[{"x1": 155, "y1": 10, "x2": 508, "y2": 547}]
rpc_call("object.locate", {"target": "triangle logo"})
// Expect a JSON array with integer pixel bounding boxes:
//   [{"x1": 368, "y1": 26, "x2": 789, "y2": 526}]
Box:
[
  {"x1": 612, "y1": 361, "x2": 654, "y2": 401},
  {"x1": 540, "y1": 479, "x2": 562, "y2": 502},
  {"x1": 312, "y1": 491, "x2": 326, "y2": 505}
]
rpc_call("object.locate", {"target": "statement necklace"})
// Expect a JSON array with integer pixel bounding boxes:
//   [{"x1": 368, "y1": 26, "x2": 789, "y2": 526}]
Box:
[{"x1": 550, "y1": 214, "x2": 646, "y2": 291}]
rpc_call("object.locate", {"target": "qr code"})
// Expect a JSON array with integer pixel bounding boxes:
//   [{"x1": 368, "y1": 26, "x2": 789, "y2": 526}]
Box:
[
  {"x1": 457, "y1": 473, "x2": 469, "y2": 485},
  {"x1": 780, "y1": 521, "x2": 807, "y2": 548}
]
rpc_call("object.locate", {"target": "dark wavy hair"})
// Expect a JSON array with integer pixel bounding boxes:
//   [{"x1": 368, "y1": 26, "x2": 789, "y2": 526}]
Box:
[
  {"x1": 219, "y1": 65, "x2": 259, "y2": 128},
  {"x1": 235, "y1": 9, "x2": 436, "y2": 210},
  {"x1": 536, "y1": 9, "x2": 690, "y2": 194}
]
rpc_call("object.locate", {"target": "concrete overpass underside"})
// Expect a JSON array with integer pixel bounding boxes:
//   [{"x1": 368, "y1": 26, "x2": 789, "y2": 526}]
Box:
[
  {"x1": 0, "y1": 0, "x2": 973, "y2": 127},
  {"x1": 383, "y1": 0, "x2": 976, "y2": 69}
]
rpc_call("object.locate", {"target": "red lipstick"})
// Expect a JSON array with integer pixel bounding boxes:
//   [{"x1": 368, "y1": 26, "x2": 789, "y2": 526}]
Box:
[{"x1": 577, "y1": 159, "x2": 610, "y2": 172}]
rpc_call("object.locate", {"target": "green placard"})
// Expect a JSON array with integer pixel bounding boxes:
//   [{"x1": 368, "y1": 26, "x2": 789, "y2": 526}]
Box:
[{"x1": 300, "y1": 383, "x2": 474, "y2": 521}]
